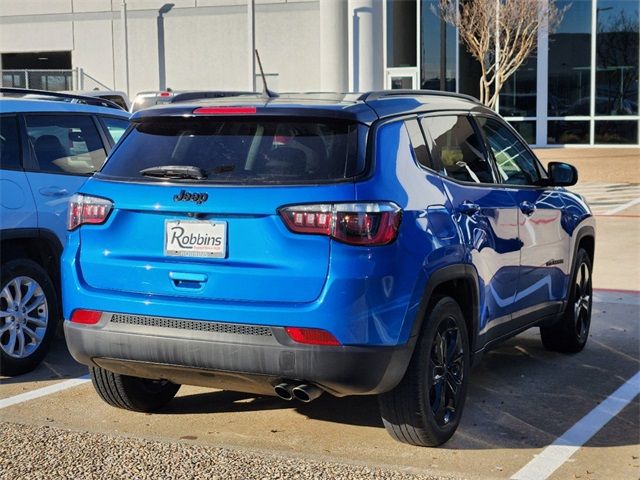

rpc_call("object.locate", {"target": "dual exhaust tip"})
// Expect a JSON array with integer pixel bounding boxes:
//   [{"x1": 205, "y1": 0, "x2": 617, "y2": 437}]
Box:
[{"x1": 274, "y1": 382, "x2": 323, "y2": 403}]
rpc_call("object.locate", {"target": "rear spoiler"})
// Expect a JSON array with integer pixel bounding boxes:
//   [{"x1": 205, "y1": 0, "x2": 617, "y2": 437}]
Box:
[{"x1": 168, "y1": 91, "x2": 255, "y2": 104}]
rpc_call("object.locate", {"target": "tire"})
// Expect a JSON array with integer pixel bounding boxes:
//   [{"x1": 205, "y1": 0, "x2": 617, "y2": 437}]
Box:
[
  {"x1": 90, "y1": 366, "x2": 181, "y2": 412},
  {"x1": 378, "y1": 296, "x2": 470, "y2": 447},
  {"x1": 540, "y1": 248, "x2": 593, "y2": 353},
  {"x1": 0, "y1": 259, "x2": 59, "y2": 376}
]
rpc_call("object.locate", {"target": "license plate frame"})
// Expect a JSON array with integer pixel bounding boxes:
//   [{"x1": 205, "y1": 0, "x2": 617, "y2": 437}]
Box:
[{"x1": 164, "y1": 219, "x2": 227, "y2": 258}]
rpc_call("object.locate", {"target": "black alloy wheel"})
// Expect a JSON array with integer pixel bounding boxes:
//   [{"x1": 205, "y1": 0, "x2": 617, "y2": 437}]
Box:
[
  {"x1": 541, "y1": 248, "x2": 593, "y2": 353},
  {"x1": 429, "y1": 316, "x2": 465, "y2": 428},
  {"x1": 378, "y1": 296, "x2": 470, "y2": 446}
]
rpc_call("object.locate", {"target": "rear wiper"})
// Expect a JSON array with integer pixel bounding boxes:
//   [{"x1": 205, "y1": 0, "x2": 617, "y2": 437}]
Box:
[{"x1": 140, "y1": 165, "x2": 206, "y2": 180}]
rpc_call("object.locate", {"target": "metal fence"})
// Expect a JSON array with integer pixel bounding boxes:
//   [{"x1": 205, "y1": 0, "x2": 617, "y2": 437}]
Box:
[{"x1": 1, "y1": 68, "x2": 111, "y2": 92}]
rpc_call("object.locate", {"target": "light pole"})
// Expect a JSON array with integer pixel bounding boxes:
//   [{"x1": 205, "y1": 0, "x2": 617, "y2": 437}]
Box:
[
  {"x1": 158, "y1": 3, "x2": 175, "y2": 91},
  {"x1": 248, "y1": 0, "x2": 256, "y2": 92},
  {"x1": 120, "y1": 0, "x2": 130, "y2": 96}
]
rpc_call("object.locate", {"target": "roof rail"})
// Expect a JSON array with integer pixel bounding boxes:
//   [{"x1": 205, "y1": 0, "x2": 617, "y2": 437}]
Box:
[
  {"x1": 359, "y1": 89, "x2": 480, "y2": 104},
  {"x1": 0, "y1": 87, "x2": 125, "y2": 110}
]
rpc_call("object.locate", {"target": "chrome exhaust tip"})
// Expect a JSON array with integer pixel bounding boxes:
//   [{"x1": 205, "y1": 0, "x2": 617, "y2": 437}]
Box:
[
  {"x1": 274, "y1": 383, "x2": 294, "y2": 401},
  {"x1": 291, "y1": 384, "x2": 323, "y2": 403}
]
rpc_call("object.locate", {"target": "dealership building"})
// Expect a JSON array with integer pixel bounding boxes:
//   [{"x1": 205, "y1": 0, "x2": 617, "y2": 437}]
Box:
[{"x1": 1, "y1": 0, "x2": 638, "y2": 146}]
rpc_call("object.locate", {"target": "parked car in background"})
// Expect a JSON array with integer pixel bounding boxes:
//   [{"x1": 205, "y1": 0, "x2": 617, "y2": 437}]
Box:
[
  {"x1": 130, "y1": 90, "x2": 175, "y2": 112},
  {"x1": 0, "y1": 89, "x2": 130, "y2": 375},
  {"x1": 64, "y1": 90, "x2": 131, "y2": 111},
  {"x1": 62, "y1": 90, "x2": 595, "y2": 446}
]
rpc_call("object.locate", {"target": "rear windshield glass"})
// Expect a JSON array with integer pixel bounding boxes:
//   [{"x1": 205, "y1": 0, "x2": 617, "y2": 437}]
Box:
[{"x1": 99, "y1": 117, "x2": 360, "y2": 184}]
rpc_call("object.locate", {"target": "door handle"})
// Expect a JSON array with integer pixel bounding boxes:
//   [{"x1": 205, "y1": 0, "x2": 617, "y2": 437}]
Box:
[
  {"x1": 39, "y1": 187, "x2": 68, "y2": 197},
  {"x1": 169, "y1": 272, "x2": 208, "y2": 289},
  {"x1": 457, "y1": 201, "x2": 481, "y2": 216},
  {"x1": 520, "y1": 201, "x2": 537, "y2": 216}
]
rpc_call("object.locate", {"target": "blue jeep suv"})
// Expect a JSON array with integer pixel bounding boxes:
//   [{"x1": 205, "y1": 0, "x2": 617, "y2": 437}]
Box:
[
  {"x1": 0, "y1": 92, "x2": 129, "y2": 375},
  {"x1": 62, "y1": 91, "x2": 595, "y2": 446}
]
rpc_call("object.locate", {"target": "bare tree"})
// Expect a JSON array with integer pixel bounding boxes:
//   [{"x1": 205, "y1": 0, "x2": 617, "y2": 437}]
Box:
[{"x1": 439, "y1": 0, "x2": 565, "y2": 109}]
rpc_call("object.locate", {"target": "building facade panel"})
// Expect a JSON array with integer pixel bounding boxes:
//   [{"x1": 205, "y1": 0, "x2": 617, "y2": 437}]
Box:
[{"x1": 0, "y1": 0, "x2": 637, "y2": 146}]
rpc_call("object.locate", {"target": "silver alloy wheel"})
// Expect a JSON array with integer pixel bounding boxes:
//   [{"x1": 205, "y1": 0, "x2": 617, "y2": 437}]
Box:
[{"x1": 0, "y1": 276, "x2": 48, "y2": 359}]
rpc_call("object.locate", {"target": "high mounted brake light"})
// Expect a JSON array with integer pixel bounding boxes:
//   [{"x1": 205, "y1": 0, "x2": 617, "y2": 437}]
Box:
[
  {"x1": 193, "y1": 106, "x2": 257, "y2": 115},
  {"x1": 279, "y1": 202, "x2": 402, "y2": 246},
  {"x1": 68, "y1": 194, "x2": 113, "y2": 230}
]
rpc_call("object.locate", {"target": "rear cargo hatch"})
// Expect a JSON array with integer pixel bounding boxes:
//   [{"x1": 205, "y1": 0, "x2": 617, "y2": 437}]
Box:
[{"x1": 76, "y1": 114, "x2": 363, "y2": 304}]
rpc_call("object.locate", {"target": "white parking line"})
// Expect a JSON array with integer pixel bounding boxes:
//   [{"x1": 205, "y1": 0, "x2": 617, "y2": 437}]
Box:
[
  {"x1": 0, "y1": 375, "x2": 90, "y2": 410},
  {"x1": 510, "y1": 370, "x2": 640, "y2": 480},
  {"x1": 604, "y1": 197, "x2": 640, "y2": 215}
]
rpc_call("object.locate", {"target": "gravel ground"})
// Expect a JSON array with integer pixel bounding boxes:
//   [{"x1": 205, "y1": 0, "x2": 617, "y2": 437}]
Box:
[{"x1": 0, "y1": 422, "x2": 455, "y2": 480}]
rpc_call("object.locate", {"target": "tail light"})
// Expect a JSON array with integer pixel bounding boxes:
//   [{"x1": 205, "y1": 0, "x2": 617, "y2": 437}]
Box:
[
  {"x1": 68, "y1": 194, "x2": 113, "y2": 230},
  {"x1": 70, "y1": 309, "x2": 102, "y2": 325},
  {"x1": 285, "y1": 327, "x2": 341, "y2": 346},
  {"x1": 279, "y1": 202, "x2": 401, "y2": 246}
]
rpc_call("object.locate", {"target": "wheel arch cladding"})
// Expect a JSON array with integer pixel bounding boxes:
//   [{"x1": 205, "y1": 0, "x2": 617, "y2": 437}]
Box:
[
  {"x1": 577, "y1": 230, "x2": 595, "y2": 264},
  {"x1": 0, "y1": 228, "x2": 63, "y2": 293},
  {"x1": 412, "y1": 264, "x2": 480, "y2": 355}
]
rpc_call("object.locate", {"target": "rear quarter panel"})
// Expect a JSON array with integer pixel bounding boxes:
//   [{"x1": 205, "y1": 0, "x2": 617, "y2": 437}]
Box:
[{"x1": 353, "y1": 119, "x2": 466, "y2": 345}]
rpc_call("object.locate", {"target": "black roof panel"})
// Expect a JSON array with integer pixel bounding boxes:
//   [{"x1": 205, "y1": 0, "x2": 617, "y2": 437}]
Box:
[{"x1": 130, "y1": 90, "x2": 488, "y2": 124}]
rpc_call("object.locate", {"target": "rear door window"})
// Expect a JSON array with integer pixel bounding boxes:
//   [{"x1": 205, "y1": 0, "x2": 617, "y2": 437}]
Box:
[
  {"x1": 0, "y1": 115, "x2": 21, "y2": 170},
  {"x1": 421, "y1": 115, "x2": 495, "y2": 184},
  {"x1": 100, "y1": 117, "x2": 360, "y2": 184},
  {"x1": 25, "y1": 114, "x2": 107, "y2": 175}
]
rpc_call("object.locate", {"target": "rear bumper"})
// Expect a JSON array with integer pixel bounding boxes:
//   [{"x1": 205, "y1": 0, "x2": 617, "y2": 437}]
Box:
[{"x1": 64, "y1": 313, "x2": 413, "y2": 396}]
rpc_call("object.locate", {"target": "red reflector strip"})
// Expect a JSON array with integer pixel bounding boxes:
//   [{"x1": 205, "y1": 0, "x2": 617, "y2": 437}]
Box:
[
  {"x1": 285, "y1": 327, "x2": 341, "y2": 346},
  {"x1": 71, "y1": 309, "x2": 102, "y2": 325},
  {"x1": 193, "y1": 106, "x2": 257, "y2": 115},
  {"x1": 159, "y1": 91, "x2": 172, "y2": 97}
]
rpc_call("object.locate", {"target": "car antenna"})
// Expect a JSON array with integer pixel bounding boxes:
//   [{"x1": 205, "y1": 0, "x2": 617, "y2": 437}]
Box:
[{"x1": 255, "y1": 49, "x2": 278, "y2": 99}]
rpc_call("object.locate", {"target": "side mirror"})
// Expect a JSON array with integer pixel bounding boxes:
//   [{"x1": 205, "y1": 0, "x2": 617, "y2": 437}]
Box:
[{"x1": 548, "y1": 162, "x2": 578, "y2": 187}]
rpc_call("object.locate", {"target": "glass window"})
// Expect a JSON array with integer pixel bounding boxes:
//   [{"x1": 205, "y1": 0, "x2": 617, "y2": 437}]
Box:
[
  {"x1": 0, "y1": 116, "x2": 21, "y2": 170},
  {"x1": 421, "y1": 115, "x2": 494, "y2": 183},
  {"x1": 506, "y1": 120, "x2": 536, "y2": 145},
  {"x1": 387, "y1": 0, "x2": 417, "y2": 68},
  {"x1": 99, "y1": 118, "x2": 360, "y2": 184},
  {"x1": 420, "y1": 0, "x2": 456, "y2": 91},
  {"x1": 101, "y1": 116, "x2": 130, "y2": 144},
  {"x1": 594, "y1": 121, "x2": 639, "y2": 144},
  {"x1": 458, "y1": 46, "x2": 482, "y2": 99},
  {"x1": 391, "y1": 76, "x2": 415, "y2": 89},
  {"x1": 25, "y1": 115, "x2": 107, "y2": 175},
  {"x1": 595, "y1": 0, "x2": 639, "y2": 115},
  {"x1": 477, "y1": 117, "x2": 541, "y2": 186},
  {"x1": 548, "y1": 0, "x2": 592, "y2": 117},
  {"x1": 405, "y1": 119, "x2": 431, "y2": 169},
  {"x1": 548, "y1": 121, "x2": 590, "y2": 144},
  {"x1": 499, "y1": 54, "x2": 537, "y2": 117}
]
